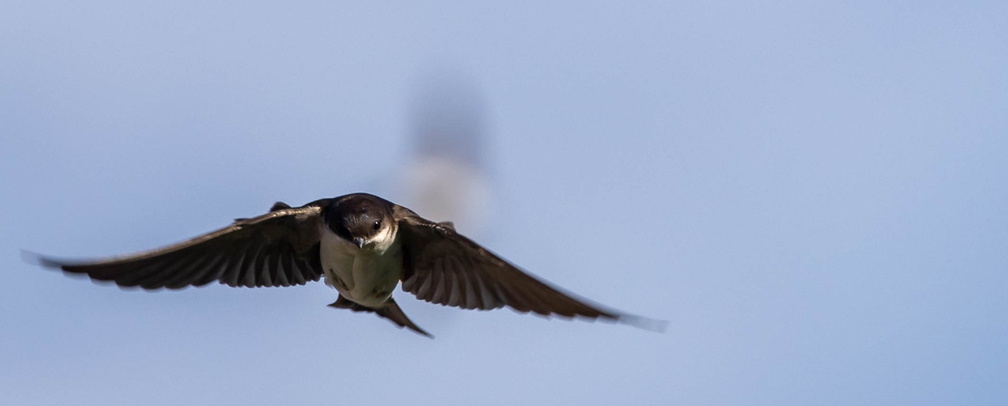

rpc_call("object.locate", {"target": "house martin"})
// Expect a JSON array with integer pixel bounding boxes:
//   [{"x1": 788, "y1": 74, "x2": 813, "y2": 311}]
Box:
[{"x1": 27, "y1": 193, "x2": 665, "y2": 337}]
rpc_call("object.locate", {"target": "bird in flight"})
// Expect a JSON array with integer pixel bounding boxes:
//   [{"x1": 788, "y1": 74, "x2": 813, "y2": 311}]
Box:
[{"x1": 28, "y1": 193, "x2": 664, "y2": 337}]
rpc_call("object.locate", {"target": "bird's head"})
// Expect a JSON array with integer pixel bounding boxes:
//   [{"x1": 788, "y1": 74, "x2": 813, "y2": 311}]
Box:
[{"x1": 325, "y1": 194, "x2": 396, "y2": 250}]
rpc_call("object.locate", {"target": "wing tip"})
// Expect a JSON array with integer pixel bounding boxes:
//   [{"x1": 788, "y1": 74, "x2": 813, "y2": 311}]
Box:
[
  {"x1": 585, "y1": 306, "x2": 668, "y2": 333},
  {"x1": 501, "y1": 305, "x2": 667, "y2": 333},
  {"x1": 614, "y1": 314, "x2": 669, "y2": 333},
  {"x1": 21, "y1": 249, "x2": 64, "y2": 270},
  {"x1": 22, "y1": 249, "x2": 175, "y2": 291}
]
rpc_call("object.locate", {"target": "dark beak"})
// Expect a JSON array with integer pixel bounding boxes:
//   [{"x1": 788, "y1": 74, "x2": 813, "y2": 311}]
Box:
[{"x1": 353, "y1": 237, "x2": 366, "y2": 249}]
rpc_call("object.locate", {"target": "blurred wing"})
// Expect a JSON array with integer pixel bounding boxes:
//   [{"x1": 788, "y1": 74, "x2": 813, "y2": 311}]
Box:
[
  {"x1": 395, "y1": 206, "x2": 619, "y2": 321},
  {"x1": 33, "y1": 201, "x2": 330, "y2": 290}
]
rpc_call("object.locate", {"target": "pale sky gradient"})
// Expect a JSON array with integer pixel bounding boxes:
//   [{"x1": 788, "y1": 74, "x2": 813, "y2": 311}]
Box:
[{"x1": 2, "y1": 2, "x2": 1006, "y2": 405}]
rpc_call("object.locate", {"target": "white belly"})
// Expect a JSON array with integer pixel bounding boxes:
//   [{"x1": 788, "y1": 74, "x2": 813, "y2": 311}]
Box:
[{"x1": 319, "y1": 230, "x2": 403, "y2": 308}]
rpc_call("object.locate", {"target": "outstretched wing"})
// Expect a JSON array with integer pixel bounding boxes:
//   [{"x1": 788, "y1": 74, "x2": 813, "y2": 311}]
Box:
[
  {"x1": 394, "y1": 206, "x2": 623, "y2": 322},
  {"x1": 31, "y1": 201, "x2": 331, "y2": 290}
]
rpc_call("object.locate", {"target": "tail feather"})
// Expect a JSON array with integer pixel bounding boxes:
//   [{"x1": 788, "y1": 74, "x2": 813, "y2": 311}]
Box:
[{"x1": 328, "y1": 295, "x2": 433, "y2": 338}]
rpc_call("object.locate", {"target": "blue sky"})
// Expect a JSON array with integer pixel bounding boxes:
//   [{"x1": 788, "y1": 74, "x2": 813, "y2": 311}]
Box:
[{"x1": 2, "y1": 1, "x2": 1006, "y2": 405}]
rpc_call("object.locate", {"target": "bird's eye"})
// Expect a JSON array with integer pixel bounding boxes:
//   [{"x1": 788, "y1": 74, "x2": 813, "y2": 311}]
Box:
[{"x1": 373, "y1": 220, "x2": 381, "y2": 231}]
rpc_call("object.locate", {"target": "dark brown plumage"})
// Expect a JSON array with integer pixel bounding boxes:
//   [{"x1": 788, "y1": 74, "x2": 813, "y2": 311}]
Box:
[{"x1": 28, "y1": 193, "x2": 665, "y2": 336}]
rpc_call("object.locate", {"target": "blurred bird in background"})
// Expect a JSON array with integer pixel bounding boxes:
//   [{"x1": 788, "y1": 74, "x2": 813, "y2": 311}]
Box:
[{"x1": 398, "y1": 74, "x2": 495, "y2": 239}]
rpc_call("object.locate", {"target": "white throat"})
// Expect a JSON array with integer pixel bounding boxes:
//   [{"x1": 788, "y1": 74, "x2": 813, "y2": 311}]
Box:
[{"x1": 365, "y1": 222, "x2": 397, "y2": 254}]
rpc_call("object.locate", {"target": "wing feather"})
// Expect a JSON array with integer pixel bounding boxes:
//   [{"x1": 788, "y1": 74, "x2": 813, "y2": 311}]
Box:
[
  {"x1": 32, "y1": 202, "x2": 329, "y2": 290},
  {"x1": 395, "y1": 205, "x2": 623, "y2": 322}
]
